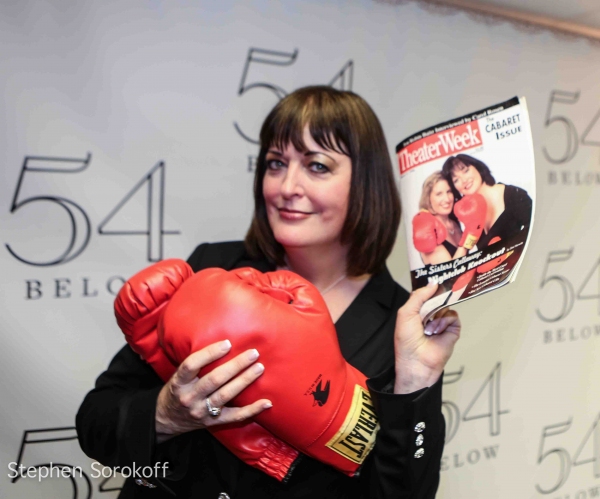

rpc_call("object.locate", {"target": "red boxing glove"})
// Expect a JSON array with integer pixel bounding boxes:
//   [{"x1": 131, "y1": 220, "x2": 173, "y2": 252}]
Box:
[
  {"x1": 454, "y1": 193, "x2": 487, "y2": 250},
  {"x1": 476, "y1": 236, "x2": 512, "y2": 274},
  {"x1": 115, "y1": 259, "x2": 193, "y2": 381},
  {"x1": 114, "y1": 259, "x2": 299, "y2": 482},
  {"x1": 451, "y1": 269, "x2": 475, "y2": 292},
  {"x1": 412, "y1": 211, "x2": 447, "y2": 253},
  {"x1": 159, "y1": 268, "x2": 379, "y2": 476}
]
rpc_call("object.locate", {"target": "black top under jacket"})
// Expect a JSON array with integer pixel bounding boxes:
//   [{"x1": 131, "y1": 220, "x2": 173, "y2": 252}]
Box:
[{"x1": 477, "y1": 184, "x2": 532, "y2": 249}]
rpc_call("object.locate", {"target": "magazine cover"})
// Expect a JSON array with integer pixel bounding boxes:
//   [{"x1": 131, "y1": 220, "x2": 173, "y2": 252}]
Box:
[{"x1": 396, "y1": 97, "x2": 536, "y2": 321}]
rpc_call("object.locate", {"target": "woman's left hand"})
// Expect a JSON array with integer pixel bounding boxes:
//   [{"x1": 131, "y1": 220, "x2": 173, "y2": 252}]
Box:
[{"x1": 393, "y1": 283, "x2": 461, "y2": 394}]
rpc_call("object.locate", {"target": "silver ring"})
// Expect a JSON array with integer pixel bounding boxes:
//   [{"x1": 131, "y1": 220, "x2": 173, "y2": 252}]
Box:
[{"x1": 206, "y1": 397, "x2": 222, "y2": 418}]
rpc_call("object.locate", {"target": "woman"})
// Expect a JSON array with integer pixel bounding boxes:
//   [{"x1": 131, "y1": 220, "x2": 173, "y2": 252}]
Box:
[
  {"x1": 77, "y1": 86, "x2": 460, "y2": 498},
  {"x1": 441, "y1": 154, "x2": 532, "y2": 249},
  {"x1": 415, "y1": 171, "x2": 467, "y2": 265}
]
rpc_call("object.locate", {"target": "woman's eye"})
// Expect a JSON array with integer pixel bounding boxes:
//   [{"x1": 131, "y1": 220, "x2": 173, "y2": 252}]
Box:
[
  {"x1": 310, "y1": 162, "x2": 329, "y2": 173},
  {"x1": 267, "y1": 159, "x2": 285, "y2": 170}
]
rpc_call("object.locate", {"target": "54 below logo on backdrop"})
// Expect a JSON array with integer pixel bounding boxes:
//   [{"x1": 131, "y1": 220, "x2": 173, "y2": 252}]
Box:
[
  {"x1": 5, "y1": 154, "x2": 180, "y2": 300},
  {"x1": 543, "y1": 90, "x2": 600, "y2": 185},
  {"x1": 440, "y1": 363, "x2": 507, "y2": 472}
]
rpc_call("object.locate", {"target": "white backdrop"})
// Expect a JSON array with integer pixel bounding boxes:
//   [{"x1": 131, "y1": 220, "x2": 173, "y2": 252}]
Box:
[{"x1": 1, "y1": 1, "x2": 599, "y2": 498}]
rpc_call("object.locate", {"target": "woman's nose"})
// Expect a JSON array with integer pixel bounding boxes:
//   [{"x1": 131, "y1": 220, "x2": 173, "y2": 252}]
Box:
[{"x1": 280, "y1": 163, "x2": 304, "y2": 198}]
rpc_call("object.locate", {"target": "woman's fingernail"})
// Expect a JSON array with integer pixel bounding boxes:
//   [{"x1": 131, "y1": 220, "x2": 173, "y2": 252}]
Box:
[
  {"x1": 253, "y1": 362, "x2": 265, "y2": 374},
  {"x1": 221, "y1": 340, "x2": 232, "y2": 351},
  {"x1": 264, "y1": 400, "x2": 273, "y2": 409},
  {"x1": 427, "y1": 278, "x2": 437, "y2": 287},
  {"x1": 424, "y1": 318, "x2": 435, "y2": 335},
  {"x1": 248, "y1": 349, "x2": 259, "y2": 361}
]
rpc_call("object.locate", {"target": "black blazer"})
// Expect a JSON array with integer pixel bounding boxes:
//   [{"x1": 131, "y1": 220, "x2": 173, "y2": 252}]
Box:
[{"x1": 76, "y1": 241, "x2": 445, "y2": 498}]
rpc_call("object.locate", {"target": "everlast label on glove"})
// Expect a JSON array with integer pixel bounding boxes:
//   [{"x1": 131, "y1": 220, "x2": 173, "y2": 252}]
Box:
[{"x1": 326, "y1": 386, "x2": 379, "y2": 464}]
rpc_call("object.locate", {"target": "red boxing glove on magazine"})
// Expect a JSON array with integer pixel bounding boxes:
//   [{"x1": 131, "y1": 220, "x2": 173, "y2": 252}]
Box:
[
  {"x1": 413, "y1": 211, "x2": 447, "y2": 253},
  {"x1": 454, "y1": 193, "x2": 487, "y2": 249}
]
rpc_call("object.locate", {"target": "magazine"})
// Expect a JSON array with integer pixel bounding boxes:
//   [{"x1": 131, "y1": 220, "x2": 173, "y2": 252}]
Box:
[{"x1": 396, "y1": 97, "x2": 536, "y2": 322}]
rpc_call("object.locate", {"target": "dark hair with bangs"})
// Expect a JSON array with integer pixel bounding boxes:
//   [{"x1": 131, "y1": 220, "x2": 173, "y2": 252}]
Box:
[
  {"x1": 244, "y1": 85, "x2": 401, "y2": 276},
  {"x1": 441, "y1": 154, "x2": 496, "y2": 201}
]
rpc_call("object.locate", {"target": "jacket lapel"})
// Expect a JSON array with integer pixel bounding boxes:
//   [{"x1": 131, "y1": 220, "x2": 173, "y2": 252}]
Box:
[{"x1": 335, "y1": 267, "x2": 400, "y2": 361}]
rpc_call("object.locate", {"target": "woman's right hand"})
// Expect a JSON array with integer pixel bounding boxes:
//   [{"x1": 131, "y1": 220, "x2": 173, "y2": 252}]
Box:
[{"x1": 155, "y1": 340, "x2": 272, "y2": 443}]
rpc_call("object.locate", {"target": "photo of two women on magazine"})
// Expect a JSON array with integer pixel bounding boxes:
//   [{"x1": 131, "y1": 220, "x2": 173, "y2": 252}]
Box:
[{"x1": 410, "y1": 152, "x2": 532, "y2": 302}]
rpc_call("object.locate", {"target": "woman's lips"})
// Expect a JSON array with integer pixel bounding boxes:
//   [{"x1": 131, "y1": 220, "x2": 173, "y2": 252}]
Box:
[{"x1": 278, "y1": 208, "x2": 312, "y2": 220}]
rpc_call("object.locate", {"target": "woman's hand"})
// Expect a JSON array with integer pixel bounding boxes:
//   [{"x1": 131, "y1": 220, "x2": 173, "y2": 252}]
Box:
[
  {"x1": 155, "y1": 340, "x2": 272, "y2": 443},
  {"x1": 393, "y1": 283, "x2": 461, "y2": 394}
]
